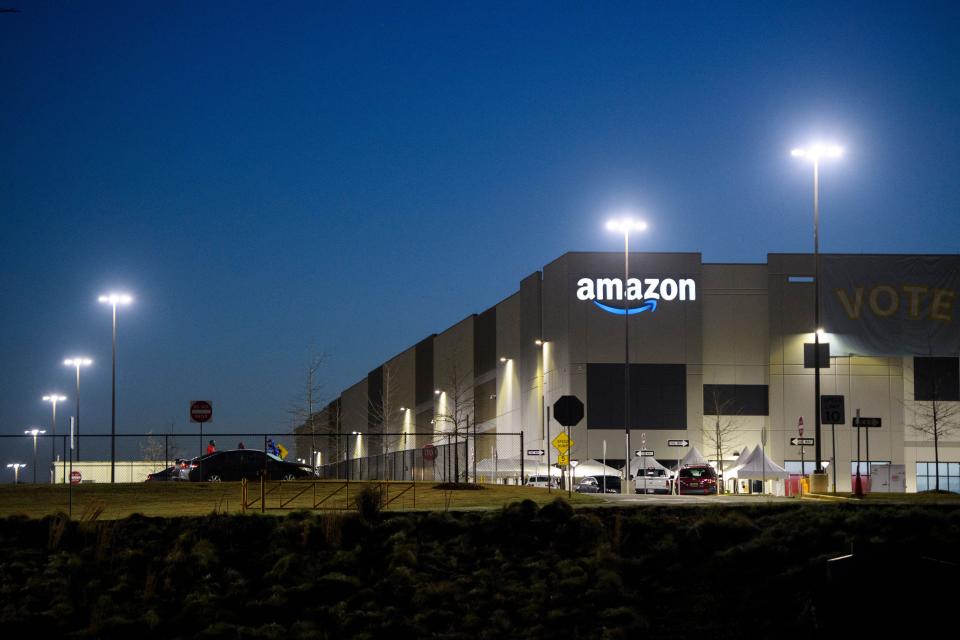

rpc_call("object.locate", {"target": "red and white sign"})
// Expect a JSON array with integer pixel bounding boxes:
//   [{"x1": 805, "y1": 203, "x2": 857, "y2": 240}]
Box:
[
  {"x1": 70, "y1": 470, "x2": 81, "y2": 484},
  {"x1": 422, "y1": 443, "x2": 437, "y2": 461},
  {"x1": 798, "y1": 416, "x2": 804, "y2": 437},
  {"x1": 190, "y1": 400, "x2": 213, "y2": 423}
]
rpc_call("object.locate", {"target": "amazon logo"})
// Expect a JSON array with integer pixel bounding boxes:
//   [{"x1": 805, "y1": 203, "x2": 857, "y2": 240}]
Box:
[{"x1": 576, "y1": 277, "x2": 696, "y2": 316}]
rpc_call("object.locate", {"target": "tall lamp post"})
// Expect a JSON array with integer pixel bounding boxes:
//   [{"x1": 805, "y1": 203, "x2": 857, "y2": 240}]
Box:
[
  {"x1": 24, "y1": 428, "x2": 46, "y2": 483},
  {"x1": 99, "y1": 292, "x2": 133, "y2": 483},
  {"x1": 7, "y1": 463, "x2": 26, "y2": 484},
  {"x1": 791, "y1": 144, "x2": 843, "y2": 475},
  {"x1": 42, "y1": 394, "x2": 67, "y2": 482},
  {"x1": 605, "y1": 216, "x2": 648, "y2": 494},
  {"x1": 63, "y1": 358, "x2": 92, "y2": 460}
]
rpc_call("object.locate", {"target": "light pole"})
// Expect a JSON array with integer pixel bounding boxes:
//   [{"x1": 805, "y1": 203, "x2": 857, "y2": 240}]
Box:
[
  {"x1": 7, "y1": 463, "x2": 26, "y2": 484},
  {"x1": 24, "y1": 429, "x2": 46, "y2": 483},
  {"x1": 351, "y1": 431, "x2": 362, "y2": 480},
  {"x1": 99, "y1": 292, "x2": 133, "y2": 483},
  {"x1": 64, "y1": 358, "x2": 92, "y2": 460},
  {"x1": 791, "y1": 144, "x2": 843, "y2": 475},
  {"x1": 43, "y1": 394, "x2": 67, "y2": 481},
  {"x1": 605, "y1": 216, "x2": 648, "y2": 494}
]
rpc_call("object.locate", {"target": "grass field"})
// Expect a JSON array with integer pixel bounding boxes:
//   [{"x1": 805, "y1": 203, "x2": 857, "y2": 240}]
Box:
[{"x1": 0, "y1": 480, "x2": 603, "y2": 519}]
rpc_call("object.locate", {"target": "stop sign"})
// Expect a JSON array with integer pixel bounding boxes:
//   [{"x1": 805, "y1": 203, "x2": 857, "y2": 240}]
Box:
[
  {"x1": 553, "y1": 395, "x2": 584, "y2": 427},
  {"x1": 422, "y1": 444, "x2": 437, "y2": 461},
  {"x1": 70, "y1": 470, "x2": 81, "y2": 484}
]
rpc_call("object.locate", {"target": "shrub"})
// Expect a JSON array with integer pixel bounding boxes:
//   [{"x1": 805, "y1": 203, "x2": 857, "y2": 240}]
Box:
[{"x1": 354, "y1": 485, "x2": 384, "y2": 521}]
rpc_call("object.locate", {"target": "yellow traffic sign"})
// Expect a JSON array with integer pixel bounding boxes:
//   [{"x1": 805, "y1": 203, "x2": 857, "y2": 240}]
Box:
[
  {"x1": 551, "y1": 432, "x2": 574, "y2": 452},
  {"x1": 557, "y1": 453, "x2": 569, "y2": 466}
]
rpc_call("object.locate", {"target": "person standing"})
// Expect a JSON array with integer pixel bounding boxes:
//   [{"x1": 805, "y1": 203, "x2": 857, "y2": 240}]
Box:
[{"x1": 206, "y1": 439, "x2": 216, "y2": 455}]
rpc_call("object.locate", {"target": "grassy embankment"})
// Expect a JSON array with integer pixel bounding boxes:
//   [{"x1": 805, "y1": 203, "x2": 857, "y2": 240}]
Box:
[
  {"x1": 1, "y1": 498, "x2": 957, "y2": 637},
  {"x1": 0, "y1": 481, "x2": 603, "y2": 519}
]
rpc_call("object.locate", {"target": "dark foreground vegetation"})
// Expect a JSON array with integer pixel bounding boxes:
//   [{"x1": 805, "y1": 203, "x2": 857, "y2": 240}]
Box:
[{"x1": 1, "y1": 498, "x2": 957, "y2": 638}]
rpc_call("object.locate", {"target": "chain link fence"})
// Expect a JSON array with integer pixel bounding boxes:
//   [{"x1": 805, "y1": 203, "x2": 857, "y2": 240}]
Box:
[{"x1": 0, "y1": 431, "x2": 530, "y2": 485}]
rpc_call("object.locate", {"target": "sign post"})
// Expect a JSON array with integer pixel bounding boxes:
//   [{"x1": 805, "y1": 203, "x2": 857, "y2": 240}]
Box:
[
  {"x1": 852, "y1": 416, "x2": 881, "y2": 496},
  {"x1": 820, "y1": 395, "x2": 844, "y2": 493},
  {"x1": 668, "y1": 439, "x2": 688, "y2": 494},
  {"x1": 552, "y1": 396, "x2": 583, "y2": 495},
  {"x1": 190, "y1": 401, "x2": 213, "y2": 481},
  {"x1": 798, "y1": 416, "x2": 805, "y2": 494}
]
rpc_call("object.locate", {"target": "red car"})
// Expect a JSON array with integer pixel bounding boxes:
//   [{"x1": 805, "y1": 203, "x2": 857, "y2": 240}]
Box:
[{"x1": 677, "y1": 464, "x2": 717, "y2": 495}]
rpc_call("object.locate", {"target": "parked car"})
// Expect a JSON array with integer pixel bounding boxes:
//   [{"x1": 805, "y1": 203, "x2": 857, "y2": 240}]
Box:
[
  {"x1": 525, "y1": 475, "x2": 559, "y2": 488},
  {"x1": 634, "y1": 468, "x2": 672, "y2": 494},
  {"x1": 677, "y1": 464, "x2": 718, "y2": 495},
  {"x1": 186, "y1": 449, "x2": 315, "y2": 482},
  {"x1": 145, "y1": 458, "x2": 189, "y2": 482},
  {"x1": 575, "y1": 475, "x2": 621, "y2": 493}
]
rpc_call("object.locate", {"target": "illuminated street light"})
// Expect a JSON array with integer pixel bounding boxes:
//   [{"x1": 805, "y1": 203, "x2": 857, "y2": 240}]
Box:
[
  {"x1": 605, "y1": 213, "x2": 648, "y2": 494},
  {"x1": 6, "y1": 463, "x2": 26, "y2": 484},
  {"x1": 24, "y1": 428, "x2": 46, "y2": 483},
  {"x1": 792, "y1": 143, "x2": 844, "y2": 477},
  {"x1": 99, "y1": 292, "x2": 133, "y2": 483},
  {"x1": 63, "y1": 358, "x2": 92, "y2": 460},
  {"x1": 42, "y1": 394, "x2": 67, "y2": 482}
]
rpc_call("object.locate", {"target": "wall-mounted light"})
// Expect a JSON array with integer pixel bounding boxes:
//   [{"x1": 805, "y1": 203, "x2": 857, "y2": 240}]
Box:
[
  {"x1": 499, "y1": 357, "x2": 508, "y2": 363},
  {"x1": 535, "y1": 339, "x2": 543, "y2": 346},
  {"x1": 434, "y1": 389, "x2": 441, "y2": 395}
]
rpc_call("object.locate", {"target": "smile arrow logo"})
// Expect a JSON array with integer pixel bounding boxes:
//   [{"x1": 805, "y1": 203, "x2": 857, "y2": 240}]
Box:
[{"x1": 592, "y1": 299, "x2": 658, "y2": 315}]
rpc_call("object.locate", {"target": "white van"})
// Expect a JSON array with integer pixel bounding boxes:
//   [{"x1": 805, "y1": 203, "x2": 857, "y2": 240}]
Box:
[{"x1": 526, "y1": 475, "x2": 559, "y2": 488}]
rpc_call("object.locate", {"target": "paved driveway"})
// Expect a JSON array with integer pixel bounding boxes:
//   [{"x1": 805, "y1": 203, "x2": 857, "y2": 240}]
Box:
[{"x1": 595, "y1": 492, "x2": 796, "y2": 505}]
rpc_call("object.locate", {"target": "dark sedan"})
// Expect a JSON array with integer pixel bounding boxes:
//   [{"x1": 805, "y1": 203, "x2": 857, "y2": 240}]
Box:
[{"x1": 186, "y1": 449, "x2": 315, "y2": 482}]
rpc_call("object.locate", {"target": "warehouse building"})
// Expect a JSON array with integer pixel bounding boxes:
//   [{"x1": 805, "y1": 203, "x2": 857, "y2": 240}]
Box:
[{"x1": 296, "y1": 251, "x2": 960, "y2": 493}]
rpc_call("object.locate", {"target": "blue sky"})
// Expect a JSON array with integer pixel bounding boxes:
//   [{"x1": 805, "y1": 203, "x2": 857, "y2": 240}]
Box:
[{"x1": 1, "y1": 1, "x2": 959, "y2": 463}]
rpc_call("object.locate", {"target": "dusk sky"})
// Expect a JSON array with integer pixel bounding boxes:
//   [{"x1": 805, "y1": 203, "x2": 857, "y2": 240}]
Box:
[{"x1": 2, "y1": 2, "x2": 959, "y2": 463}]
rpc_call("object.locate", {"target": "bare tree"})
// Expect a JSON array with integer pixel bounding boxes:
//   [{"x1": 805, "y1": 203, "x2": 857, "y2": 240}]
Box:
[
  {"x1": 908, "y1": 376, "x2": 959, "y2": 492},
  {"x1": 367, "y1": 362, "x2": 403, "y2": 479},
  {"x1": 140, "y1": 430, "x2": 167, "y2": 472},
  {"x1": 433, "y1": 355, "x2": 474, "y2": 484},
  {"x1": 288, "y1": 350, "x2": 327, "y2": 469},
  {"x1": 703, "y1": 388, "x2": 742, "y2": 494}
]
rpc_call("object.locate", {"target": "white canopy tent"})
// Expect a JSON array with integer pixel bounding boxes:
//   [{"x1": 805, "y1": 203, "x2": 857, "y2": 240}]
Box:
[
  {"x1": 570, "y1": 458, "x2": 622, "y2": 481},
  {"x1": 475, "y1": 457, "x2": 561, "y2": 483},
  {"x1": 622, "y1": 455, "x2": 671, "y2": 478},
  {"x1": 724, "y1": 445, "x2": 789, "y2": 495},
  {"x1": 672, "y1": 446, "x2": 708, "y2": 470}
]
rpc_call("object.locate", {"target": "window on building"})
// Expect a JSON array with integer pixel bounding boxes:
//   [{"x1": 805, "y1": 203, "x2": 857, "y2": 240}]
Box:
[
  {"x1": 850, "y1": 461, "x2": 891, "y2": 475},
  {"x1": 916, "y1": 462, "x2": 960, "y2": 493},
  {"x1": 703, "y1": 384, "x2": 769, "y2": 416},
  {"x1": 913, "y1": 356, "x2": 960, "y2": 401},
  {"x1": 784, "y1": 460, "x2": 819, "y2": 475},
  {"x1": 586, "y1": 363, "x2": 686, "y2": 429}
]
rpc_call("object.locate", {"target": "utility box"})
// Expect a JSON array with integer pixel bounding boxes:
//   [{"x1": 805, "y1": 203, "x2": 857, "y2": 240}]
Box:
[{"x1": 869, "y1": 464, "x2": 906, "y2": 493}]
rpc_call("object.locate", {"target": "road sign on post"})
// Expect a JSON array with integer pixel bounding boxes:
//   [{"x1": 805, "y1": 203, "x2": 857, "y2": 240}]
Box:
[
  {"x1": 422, "y1": 444, "x2": 437, "y2": 461},
  {"x1": 552, "y1": 396, "x2": 584, "y2": 427},
  {"x1": 820, "y1": 395, "x2": 845, "y2": 425},
  {"x1": 798, "y1": 416, "x2": 804, "y2": 436},
  {"x1": 190, "y1": 400, "x2": 213, "y2": 423},
  {"x1": 667, "y1": 439, "x2": 690, "y2": 447},
  {"x1": 791, "y1": 437, "x2": 815, "y2": 446},
  {"x1": 635, "y1": 450, "x2": 655, "y2": 457},
  {"x1": 527, "y1": 449, "x2": 545, "y2": 456},
  {"x1": 852, "y1": 417, "x2": 882, "y2": 428},
  {"x1": 551, "y1": 432, "x2": 573, "y2": 452}
]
